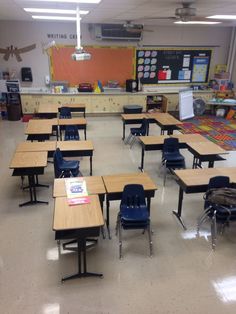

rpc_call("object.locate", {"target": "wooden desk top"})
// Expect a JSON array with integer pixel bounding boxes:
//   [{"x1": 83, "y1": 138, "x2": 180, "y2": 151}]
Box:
[
  {"x1": 148, "y1": 113, "x2": 183, "y2": 126},
  {"x1": 170, "y1": 134, "x2": 208, "y2": 143},
  {"x1": 25, "y1": 119, "x2": 55, "y2": 134},
  {"x1": 37, "y1": 103, "x2": 59, "y2": 114},
  {"x1": 174, "y1": 167, "x2": 236, "y2": 187},
  {"x1": 121, "y1": 113, "x2": 147, "y2": 120},
  {"x1": 53, "y1": 176, "x2": 106, "y2": 197},
  {"x1": 102, "y1": 172, "x2": 158, "y2": 194},
  {"x1": 16, "y1": 141, "x2": 56, "y2": 152},
  {"x1": 58, "y1": 118, "x2": 87, "y2": 126},
  {"x1": 9, "y1": 151, "x2": 48, "y2": 168},
  {"x1": 138, "y1": 134, "x2": 209, "y2": 146},
  {"x1": 187, "y1": 141, "x2": 228, "y2": 155},
  {"x1": 56, "y1": 140, "x2": 93, "y2": 151},
  {"x1": 53, "y1": 194, "x2": 104, "y2": 231},
  {"x1": 139, "y1": 135, "x2": 169, "y2": 145},
  {"x1": 61, "y1": 103, "x2": 85, "y2": 109}
]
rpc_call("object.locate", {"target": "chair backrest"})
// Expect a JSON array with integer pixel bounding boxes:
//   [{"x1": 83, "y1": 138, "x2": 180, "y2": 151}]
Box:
[
  {"x1": 140, "y1": 118, "x2": 148, "y2": 136},
  {"x1": 208, "y1": 176, "x2": 230, "y2": 189},
  {"x1": 163, "y1": 137, "x2": 180, "y2": 154},
  {"x1": 205, "y1": 176, "x2": 230, "y2": 208},
  {"x1": 59, "y1": 107, "x2": 71, "y2": 119},
  {"x1": 53, "y1": 148, "x2": 64, "y2": 178},
  {"x1": 64, "y1": 125, "x2": 80, "y2": 141},
  {"x1": 121, "y1": 184, "x2": 146, "y2": 208}
]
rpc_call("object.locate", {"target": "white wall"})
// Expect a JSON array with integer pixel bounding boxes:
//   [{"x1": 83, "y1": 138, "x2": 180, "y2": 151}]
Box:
[{"x1": 0, "y1": 20, "x2": 232, "y2": 87}]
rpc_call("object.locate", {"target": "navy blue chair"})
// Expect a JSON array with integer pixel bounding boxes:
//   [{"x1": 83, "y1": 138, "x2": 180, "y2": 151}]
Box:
[
  {"x1": 59, "y1": 107, "x2": 71, "y2": 119},
  {"x1": 161, "y1": 137, "x2": 185, "y2": 186},
  {"x1": 53, "y1": 148, "x2": 80, "y2": 178},
  {"x1": 64, "y1": 125, "x2": 80, "y2": 141},
  {"x1": 197, "y1": 176, "x2": 236, "y2": 249},
  {"x1": 116, "y1": 184, "x2": 152, "y2": 258},
  {"x1": 125, "y1": 118, "x2": 148, "y2": 147}
]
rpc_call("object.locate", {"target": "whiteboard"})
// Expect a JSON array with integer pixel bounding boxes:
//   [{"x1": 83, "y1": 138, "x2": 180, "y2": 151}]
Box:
[{"x1": 179, "y1": 89, "x2": 194, "y2": 121}]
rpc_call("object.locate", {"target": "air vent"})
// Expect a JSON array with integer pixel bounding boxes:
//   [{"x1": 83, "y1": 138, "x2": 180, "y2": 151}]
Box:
[{"x1": 89, "y1": 24, "x2": 142, "y2": 41}]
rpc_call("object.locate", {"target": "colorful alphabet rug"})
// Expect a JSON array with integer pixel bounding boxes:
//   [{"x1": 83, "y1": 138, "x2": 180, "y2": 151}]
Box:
[{"x1": 179, "y1": 115, "x2": 236, "y2": 151}]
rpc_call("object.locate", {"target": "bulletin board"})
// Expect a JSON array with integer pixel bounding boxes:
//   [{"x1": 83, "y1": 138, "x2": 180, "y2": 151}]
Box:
[
  {"x1": 50, "y1": 46, "x2": 135, "y2": 87},
  {"x1": 135, "y1": 48, "x2": 212, "y2": 84}
]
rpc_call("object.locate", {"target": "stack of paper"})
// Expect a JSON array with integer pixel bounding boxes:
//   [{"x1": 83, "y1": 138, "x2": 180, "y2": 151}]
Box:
[{"x1": 65, "y1": 178, "x2": 90, "y2": 205}]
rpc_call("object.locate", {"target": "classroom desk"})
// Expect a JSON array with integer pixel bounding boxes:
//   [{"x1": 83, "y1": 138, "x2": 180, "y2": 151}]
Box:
[
  {"x1": 9, "y1": 151, "x2": 48, "y2": 207},
  {"x1": 25, "y1": 119, "x2": 56, "y2": 141},
  {"x1": 16, "y1": 141, "x2": 56, "y2": 154},
  {"x1": 121, "y1": 113, "x2": 182, "y2": 140},
  {"x1": 56, "y1": 140, "x2": 94, "y2": 175},
  {"x1": 207, "y1": 99, "x2": 236, "y2": 115},
  {"x1": 102, "y1": 172, "x2": 157, "y2": 238},
  {"x1": 53, "y1": 194, "x2": 104, "y2": 282},
  {"x1": 38, "y1": 103, "x2": 86, "y2": 118},
  {"x1": 58, "y1": 118, "x2": 87, "y2": 140},
  {"x1": 138, "y1": 134, "x2": 226, "y2": 171},
  {"x1": 37, "y1": 103, "x2": 59, "y2": 118},
  {"x1": 187, "y1": 141, "x2": 228, "y2": 168},
  {"x1": 60, "y1": 103, "x2": 86, "y2": 118},
  {"x1": 172, "y1": 167, "x2": 236, "y2": 229},
  {"x1": 139, "y1": 135, "x2": 169, "y2": 170},
  {"x1": 121, "y1": 113, "x2": 151, "y2": 140},
  {"x1": 147, "y1": 112, "x2": 183, "y2": 135}
]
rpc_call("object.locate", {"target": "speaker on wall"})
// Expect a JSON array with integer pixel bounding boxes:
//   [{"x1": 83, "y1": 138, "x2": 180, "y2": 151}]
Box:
[{"x1": 21, "y1": 67, "x2": 33, "y2": 82}]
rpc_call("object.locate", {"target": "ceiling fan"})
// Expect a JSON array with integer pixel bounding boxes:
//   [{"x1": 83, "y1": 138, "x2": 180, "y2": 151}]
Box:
[{"x1": 143, "y1": 1, "x2": 203, "y2": 23}]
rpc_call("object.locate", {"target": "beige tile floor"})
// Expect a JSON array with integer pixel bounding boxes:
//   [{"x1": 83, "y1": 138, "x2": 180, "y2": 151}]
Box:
[{"x1": 1, "y1": 116, "x2": 236, "y2": 314}]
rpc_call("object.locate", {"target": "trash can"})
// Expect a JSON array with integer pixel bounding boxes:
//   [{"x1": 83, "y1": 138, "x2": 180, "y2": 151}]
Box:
[
  {"x1": 6, "y1": 103, "x2": 21, "y2": 121},
  {"x1": 123, "y1": 105, "x2": 143, "y2": 114}
]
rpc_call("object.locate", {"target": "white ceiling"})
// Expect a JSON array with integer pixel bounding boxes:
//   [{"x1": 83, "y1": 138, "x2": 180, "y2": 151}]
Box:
[{"x1": 1, "y1": 0, "x2": 236, "y2": 27}]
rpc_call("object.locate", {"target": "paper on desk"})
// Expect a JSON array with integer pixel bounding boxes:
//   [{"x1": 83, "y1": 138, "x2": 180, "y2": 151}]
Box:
[{"x1": 65, "y1": 178, "x2": 90, "y2": 205}]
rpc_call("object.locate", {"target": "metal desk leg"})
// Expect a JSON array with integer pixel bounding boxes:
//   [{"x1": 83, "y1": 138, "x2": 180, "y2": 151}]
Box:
[
  {"x1": 147, "y1": 123, "x2": 150, "y2": 136},
  {"x1": 84, "y1": 128, "x2": 87, "y2": 140},
  {"x1": 122, "y1": 122, "x2": 125, "y2": 140},
  {"x1": 208, "y1": 160, "x2": 214, "y2": 168},
  {"x1": 19, "y1": 175, "x2": 48, "y2": 207},
  {"x1": 172, "y1": 186, "x2": 187, "y2": 230},
  {"x1": 90, "y1": 156, "x2": 93, "y2": 176},
  {"x1": 106, "y1": 197, "x2": 111, "y2": 239},
  {"x1": 61, "y1": 238, "x2": 103, "y2": 282},
  {"x1": 139, "y1": 148, "x2": 145, "y2": 171},
  {"x1": 23, "y1": 175, "x2": 49, "y2": 189}
]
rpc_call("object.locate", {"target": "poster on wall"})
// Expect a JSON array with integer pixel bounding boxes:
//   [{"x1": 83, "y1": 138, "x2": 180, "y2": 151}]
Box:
[{"x1": 135, "y1": 48, "x2": 212, "y2": 84}]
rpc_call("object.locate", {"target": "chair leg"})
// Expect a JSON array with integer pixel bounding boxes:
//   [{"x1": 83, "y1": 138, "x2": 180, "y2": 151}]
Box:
[
  {"x1": 148, "y1": 224, "x2": 153, "y2": 257},
  {"x1": 115, "y1": 213, "x2": 120, "y2": 236},
  {"x1": 197, "y1": 206, "x2": 211, "y2": 232},
  {"x1": 125, "y1": 133, "x2": 132, "y2": 144},
  {"x1": 211, "y1": 211, "x2": 217, "y2": 250},
  {"x1": 118, "y1": 220, "x2": 123, "y2": 259},
  {"x1": 163, "y1": 162, "x2": 167, "y2": 186},
  {"x1": 130, "y1": 136, "x2": 136, "y2": 148}
]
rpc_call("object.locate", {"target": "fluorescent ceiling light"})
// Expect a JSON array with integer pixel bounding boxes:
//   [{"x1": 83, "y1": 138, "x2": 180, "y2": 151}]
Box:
[
  {"x1": 175, "y1": 21, "x2": 221, "y2": 25},
  {"x1": 25, "y1": 0, "x2": 101, "y2": 3},
  {"x1": 207, "y1": 15, "x2": 236, "y2": 20},
  {"x1": 24, "y1": 8, "x2": 89, "y2": 14},
  {"x1": 32, "y1": 15, "x2": 77, "y2": 21}
]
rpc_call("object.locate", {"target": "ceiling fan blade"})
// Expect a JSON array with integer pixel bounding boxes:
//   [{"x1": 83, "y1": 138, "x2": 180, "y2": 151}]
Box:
[{"x1": 142, "y1": 16, "x2": 177, "y2": 20}]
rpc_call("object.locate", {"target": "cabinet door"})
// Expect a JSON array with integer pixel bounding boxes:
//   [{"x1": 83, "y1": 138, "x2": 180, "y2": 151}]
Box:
[
  {"x1": 21, "y1": 95, "x2": 42, "y2": 113},
  {"x1": 90, "y1": 95, "x2": 111, "y2": 113},
  {"x1": 163, "y1": 94, "x2": 178, "y2": 111},
  {"x1": 109, "y1": 95, "x2": 128, "y2": 112}
]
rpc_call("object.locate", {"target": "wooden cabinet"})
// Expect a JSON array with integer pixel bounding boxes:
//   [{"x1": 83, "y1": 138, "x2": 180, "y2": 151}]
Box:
[
  {"x1": 146, "y1": 95, "x2": 168, "y2": 112},
  {"x1": 21, "y1": 91, "x2": 213, "y2": 114}
]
